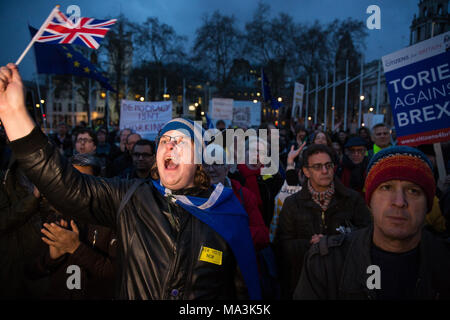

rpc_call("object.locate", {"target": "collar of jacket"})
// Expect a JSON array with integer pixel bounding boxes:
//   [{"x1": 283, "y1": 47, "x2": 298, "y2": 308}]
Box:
[
  {"x1": 299, "y1": 177, "x2": 352, "y2": 201},
  {"x1": 338, "y1": 226, "x2": 443, "y2": 298}
]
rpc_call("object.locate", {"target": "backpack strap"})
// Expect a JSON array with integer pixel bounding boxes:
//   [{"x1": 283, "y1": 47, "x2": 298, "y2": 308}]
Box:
[{"x1": 117, "y1": 179, "x2": 147, "y2": 219}]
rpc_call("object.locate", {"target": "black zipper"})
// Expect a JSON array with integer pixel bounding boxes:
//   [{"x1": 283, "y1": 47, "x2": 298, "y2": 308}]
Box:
[{"x1": 162, "y1": 201, "x2": 181, "y2": 299}]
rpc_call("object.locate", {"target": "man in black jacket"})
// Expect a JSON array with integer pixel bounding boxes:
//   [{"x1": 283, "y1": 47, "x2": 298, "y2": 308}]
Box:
[
  {"x1": 0, "y1": 63, "x2": 260, "y2": 300},
  {"x1": 294, "y1": 146, "x2": 450, "y2": 299},
  {"x1": 274, "y1": 144, "x2": 371, "y2": 299}
]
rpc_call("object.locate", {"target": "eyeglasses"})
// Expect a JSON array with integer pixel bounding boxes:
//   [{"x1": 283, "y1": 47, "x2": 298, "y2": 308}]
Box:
[
  {"x1": 132, "y1": 152, "x2": 153, "y2": 159},
  {"x1": 76, "y1": 138, "x2": 94, "y2": 144},
  {"x1": 158, "y1": 135, "x2": 188, "y2": 147},
  {"x1": 305, "y1": 162, "x2": 334, "y2": 171}
]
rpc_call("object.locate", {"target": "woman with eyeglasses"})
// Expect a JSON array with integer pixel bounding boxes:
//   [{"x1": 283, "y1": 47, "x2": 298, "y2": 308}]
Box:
[{"x1": 273, "y1": 143, "x2": 371, "y2": 299}]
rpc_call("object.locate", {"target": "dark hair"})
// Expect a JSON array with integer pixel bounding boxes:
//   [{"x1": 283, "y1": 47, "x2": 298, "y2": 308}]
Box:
[
  {"x1": 358, "y1": 127, "x2": 371, "y2": 136},
  {"x1": 295, "y1": 124, "x2": 307, "y2": 135},
  {"x1": 132, "y1": 139, "x2": 155, "y2": 155},
  {"x1": 312, "y1": 130, "x2": 332, "y2": 147},
  {"x1": 302, "y1": 144, "x2": 335, "y2": 167},
  {"x1": 216, "y1": 120, "x2": 226, "y2": 127},
  {"x1": 71, "y1": 153, "x2": 101, "y2": 176},
  {"x1": 75, "y1": 128, "x2": 98, "y2": 146}
]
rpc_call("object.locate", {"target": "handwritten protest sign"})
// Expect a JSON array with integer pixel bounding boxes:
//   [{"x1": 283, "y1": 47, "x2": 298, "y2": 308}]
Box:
[
  {"x1": 120, "y1": 100, "x2": 172, "y2": 139},
  {"x1": 211, "y1": 98, "x2": 233, "y2": 120}
]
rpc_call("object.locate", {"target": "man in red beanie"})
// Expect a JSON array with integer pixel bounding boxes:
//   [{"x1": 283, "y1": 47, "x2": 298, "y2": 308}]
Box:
[{"x1": 294, "y1": 146, "x2": 450, "y2": 300}]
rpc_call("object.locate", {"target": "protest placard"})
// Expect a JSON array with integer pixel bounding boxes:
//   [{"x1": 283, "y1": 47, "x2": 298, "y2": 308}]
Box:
[
  {"x1": 119, "y1": 100, "x2": 172, "y2": 139},
  {"x1": 291, "y1": 82, "x2": 304, "y2": 118},
  {"x1": 382, "y1": 31, "x2": 450, "y2": 146},
  {"x1": 211, "y1": 98, "x2": 234, "y2": 120}
]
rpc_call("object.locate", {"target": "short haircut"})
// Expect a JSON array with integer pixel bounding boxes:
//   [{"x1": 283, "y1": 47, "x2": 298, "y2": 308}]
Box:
[
  {"x1": 372, "y1": 123, "x2": 388, "y2": 131},
  {"x1": 132, "y1": 139, "x2": 155, "y2": 154},
  {"x1": 75, "y1": 128, "x2": 98, "y2": 146},
  {"x1": 127, "y1": 133, "x2": 142, "y2": 144},
  {"x1": 302, "y1": 144, "x2": 335, "y2": 166},
  {"x1": 71, "y1": 153, "x2": 101, "y2": 176}
]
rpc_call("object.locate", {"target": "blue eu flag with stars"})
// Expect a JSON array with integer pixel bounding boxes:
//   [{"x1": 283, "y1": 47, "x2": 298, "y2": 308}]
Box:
[{"x1": 30, "y1": 26, "x2": 115, "y2": 92}]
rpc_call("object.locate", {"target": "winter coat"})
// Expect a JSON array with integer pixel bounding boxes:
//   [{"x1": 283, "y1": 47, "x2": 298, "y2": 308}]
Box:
[
  {"x1": 294, "y1": 227, "x2": 450, "y2": 299},
  {"x1": 273, "y1": 178, "x2": 371, "y2": 299},
  {"x1": 230, "y1": 179, "x2": 269, "y2": 251},
  {"x1": 0, "y1": 162, "x2": 48, "y2": 298}
]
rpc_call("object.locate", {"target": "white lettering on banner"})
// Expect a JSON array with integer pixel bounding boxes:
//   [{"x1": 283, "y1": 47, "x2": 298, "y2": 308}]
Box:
[
  {"x1": 389, "y1": 63, "x2": 450, "y2": 94},
  {"x1": 397, "y1": 101, "x2": 449, "y2": 127},
  {"x1": 394, "y1": 83, "x2": 450, "y2": 108}
]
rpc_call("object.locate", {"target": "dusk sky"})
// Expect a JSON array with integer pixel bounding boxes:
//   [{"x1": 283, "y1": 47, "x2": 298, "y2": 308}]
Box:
[{"x1": 0, "y1": 0, "x2": 419, "y2": 81}]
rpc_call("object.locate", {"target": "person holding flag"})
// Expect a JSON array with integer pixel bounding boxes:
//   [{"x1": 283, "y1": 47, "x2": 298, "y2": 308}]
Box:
[
  {"x1": 16, "y1": 5, "x2": 116, "y2": 65},
  {"x1": 0, "y1": 63, "x2": 261, "y2": 300}
]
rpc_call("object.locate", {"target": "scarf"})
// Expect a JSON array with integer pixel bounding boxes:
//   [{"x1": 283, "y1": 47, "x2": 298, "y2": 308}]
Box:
[
  {"x1": 308, "y1": 180, "x2": 335, "y2": 212},
  {"x1": 152, "y1": 180, "x2": 262, "y2": 300},
  {"x1": 237, "y1": 164, "x2": 262, "y2": 207}
]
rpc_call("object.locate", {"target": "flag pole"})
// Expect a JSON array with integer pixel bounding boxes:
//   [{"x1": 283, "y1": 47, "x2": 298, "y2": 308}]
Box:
[{"x1": 15, "y1": 5, "x2": 60, "y2": 65}]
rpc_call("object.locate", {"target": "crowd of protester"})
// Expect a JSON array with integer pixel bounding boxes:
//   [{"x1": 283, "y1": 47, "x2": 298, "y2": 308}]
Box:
[
  {"x1": 1, "y1": 115, "x2": 449, "y2": 300},
  {"x1": 0, "y1": 63, "x2": 449, "y2": 300}
]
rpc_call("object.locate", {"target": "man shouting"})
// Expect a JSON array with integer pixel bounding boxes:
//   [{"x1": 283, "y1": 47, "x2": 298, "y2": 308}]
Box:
[{"x1": 0, "y1": 63, "x2": 260, "y2": 300}]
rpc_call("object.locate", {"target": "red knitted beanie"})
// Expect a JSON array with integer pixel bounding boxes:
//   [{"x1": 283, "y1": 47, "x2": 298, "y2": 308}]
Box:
[{"x1": 364, "y1": 146, "x2": 436, "y2": 212}]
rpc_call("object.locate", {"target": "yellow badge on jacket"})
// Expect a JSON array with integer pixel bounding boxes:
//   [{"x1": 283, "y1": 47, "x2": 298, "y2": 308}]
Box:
[{"x1": 198, "y1": 246, "x2": 222, "y2": 265}]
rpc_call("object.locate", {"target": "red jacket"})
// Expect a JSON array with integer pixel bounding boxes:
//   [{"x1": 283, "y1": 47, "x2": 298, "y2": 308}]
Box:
[{"x1": 230, "y1": 179, "x2": 269, "y2": 251}]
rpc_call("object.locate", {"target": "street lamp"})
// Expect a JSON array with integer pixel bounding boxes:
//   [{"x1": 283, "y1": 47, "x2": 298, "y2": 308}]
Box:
[
  {"x1": 40, "y1": 99, "x2": 45, "y2": 104},
  {"x1": 140, "y1": 97, "x2": 145, "y2": 102},
  {"x1": 253, "y1": 99, "x2": 258, "y2": 103},
  {"x1": 369, "y1": 107, "x2": 374, "y2": 112},
  {"x1": 360, "y1": 95, "x2": 365, "y2": 101},
  {"x1": 277, "y1": 97, "x2": 283, "y2": 102}
]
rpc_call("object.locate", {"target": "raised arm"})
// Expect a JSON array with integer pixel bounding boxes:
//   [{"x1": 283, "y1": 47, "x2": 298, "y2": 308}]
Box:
[
  {"x1": 0, "y1": 63, "x2": 35, "y2": 141},
  {"x1": 0, "y1": 63, "x2": 130, "y2": 228}
]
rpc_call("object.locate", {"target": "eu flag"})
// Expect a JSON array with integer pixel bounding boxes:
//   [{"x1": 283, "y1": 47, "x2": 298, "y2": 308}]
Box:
[
  {"x1": 261, "y1": 69, "x2": 281, "y2": 110},
  {"x1": 30, "y1": 26, "x2": 115, "y2": 92}
]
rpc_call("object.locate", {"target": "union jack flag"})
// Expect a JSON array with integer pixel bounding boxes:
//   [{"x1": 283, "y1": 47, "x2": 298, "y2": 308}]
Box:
[{"x1": 36, "y1": 9, "x2": 116, "y2": 49}]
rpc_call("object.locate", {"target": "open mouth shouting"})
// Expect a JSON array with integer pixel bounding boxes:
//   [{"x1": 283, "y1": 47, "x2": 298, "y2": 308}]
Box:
[{"x1": 164, "y1": 154, "x2": 181, "y2": 170}]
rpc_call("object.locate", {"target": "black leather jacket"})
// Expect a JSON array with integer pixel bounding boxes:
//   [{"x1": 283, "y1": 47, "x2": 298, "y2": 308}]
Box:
[{"x1": 10, "y1": 127, "x2": 241, "y2": 300}]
